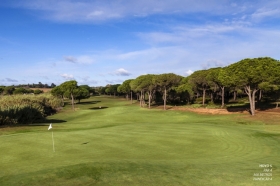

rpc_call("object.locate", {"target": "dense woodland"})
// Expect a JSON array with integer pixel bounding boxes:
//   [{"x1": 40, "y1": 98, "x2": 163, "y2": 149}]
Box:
[
  {"x1": 0, "y1": 57, "x2": 280, "y2": 125},
  {"x1": 101, "y1": 57, "x2": 280, "y2": 116}
]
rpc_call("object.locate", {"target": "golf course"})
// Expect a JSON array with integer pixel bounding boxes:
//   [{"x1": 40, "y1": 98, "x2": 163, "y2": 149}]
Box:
[{"x1": 0, "y1": 96, "x2": 279, "y2": 186}]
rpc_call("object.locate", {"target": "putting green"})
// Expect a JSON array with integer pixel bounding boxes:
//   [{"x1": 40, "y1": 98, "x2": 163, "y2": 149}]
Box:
[{"x1": 0, "y1": 96, "x2": 279, "y2": 185}]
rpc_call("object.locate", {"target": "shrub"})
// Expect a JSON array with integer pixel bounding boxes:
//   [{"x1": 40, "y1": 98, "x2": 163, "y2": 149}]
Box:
[{"x1": 0, "y1": 94, "x2": 63, "y2": 126}]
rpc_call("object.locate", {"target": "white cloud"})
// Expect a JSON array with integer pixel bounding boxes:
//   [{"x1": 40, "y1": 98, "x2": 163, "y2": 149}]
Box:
[
  {"x1": 138, "y1": 23, "x2": 249, "y2": 45},
  {"x1": 14, "y1": 0, "x2": 258, "y2": 22},
  {"x1": 64, "y1": 56, "x2": 77, "y2": 63},
  {"x1": 63, "y1": 55, "x2": 95, "y2": 64},
  {"x1": 77, "y1": 55, "x2": 95, "y2": 64},
  {"x1": 115, "y1": 68, "x2": 131, "y2": 76},
  {"x1": 251, "y1": 8, "x2": 280, "y2": 20},
  {"x1": 185, "y1": 70, "x2": 193, "y2": 76},
  {"x1": 61, "y1": 73, "x2": 74, "y2": 80},
  {"x1": 85, "y1": 80, "x2": 98, "y2": 85},
  {"x1": 105, "y1": 79, "x2": 123, "y2": 84},
  {"x1": 6, "y1": 78, "x2": 18, "y2": 82},
  {"x1": 201, "y1": 59, "x2": 227, "y2": 69}
]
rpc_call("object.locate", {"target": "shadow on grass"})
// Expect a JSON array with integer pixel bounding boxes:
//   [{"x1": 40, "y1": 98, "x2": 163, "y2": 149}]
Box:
[
  {"x1": 77, "y1": 101, "x2": 101, "y2": 105},
  {"x1": 257, "y1": 102, "x2": 279, "y2": 111},
  {"x1": 45, "y1": 119, "x2": 67, "y2": 123},
  {"x1": 226, "y1": 102, "x2": 279, "y2": 113},
  {"x1": 226, "y1": 106, "x2": 249, "y2": 113},
  {"x1": 89, "y1": 106, "x2": 108, "y2": 110},
  {"x1": 30, "y1": 119, "x2": 67, "y2": 126}
]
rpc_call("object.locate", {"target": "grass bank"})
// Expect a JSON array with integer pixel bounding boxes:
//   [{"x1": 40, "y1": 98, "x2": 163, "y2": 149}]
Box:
[{"x1": 0, "y1": 96, "x2": 279, "y2": 185}]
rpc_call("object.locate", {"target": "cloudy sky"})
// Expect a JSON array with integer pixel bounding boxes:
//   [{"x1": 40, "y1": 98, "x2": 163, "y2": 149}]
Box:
[{"x1": 1, "y1": 0, "x2": 280, "y2": 86}]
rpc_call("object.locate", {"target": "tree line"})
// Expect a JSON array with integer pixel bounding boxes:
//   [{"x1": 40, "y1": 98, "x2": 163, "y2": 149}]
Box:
[
  {"x1": 0, "y1": 86, "x2": 44, "y2": 95},
  {"x1": 51, "y1": 81, "x2": 97, "y2": 110},
  {"x1": 0, "y1": 82, "x2": 57, "y2": 95},
  {"x1": 48, "y1": 57, "x2": 280, "y2": 116},
  {"x1": 1, "y1": 57, "x2": 278, "y2": 126},
  {"x1": 112, "y1": 57, "x2": 280, "y2": 116}
]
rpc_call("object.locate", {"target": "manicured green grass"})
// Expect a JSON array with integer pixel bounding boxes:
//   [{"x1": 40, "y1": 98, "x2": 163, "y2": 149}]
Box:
[{"x1": 0, "y1": 96, "x2": 279, "y2": 185}]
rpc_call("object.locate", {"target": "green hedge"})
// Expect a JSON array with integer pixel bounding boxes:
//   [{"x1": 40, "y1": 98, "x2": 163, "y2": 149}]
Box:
[{"x1": 0, "y1": 94, "x2": 63, "y2": 125}]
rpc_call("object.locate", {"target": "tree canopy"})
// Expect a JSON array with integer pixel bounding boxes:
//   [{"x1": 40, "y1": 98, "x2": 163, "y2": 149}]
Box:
[
  {"x1": 51, "y1": 80, "x2": 90, "y2": 110},
  {"x1": 224, "y1": 57, "x2": 280, "y2": 115},
  {"x1": 153, "y1": 73, "x2": 182, "y2": 110}
]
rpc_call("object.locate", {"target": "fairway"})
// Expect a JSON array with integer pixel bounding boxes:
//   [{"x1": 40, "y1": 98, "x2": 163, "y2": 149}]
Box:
[{"x1": 0, "y1": 96, "x2": 279, "y2": 185}]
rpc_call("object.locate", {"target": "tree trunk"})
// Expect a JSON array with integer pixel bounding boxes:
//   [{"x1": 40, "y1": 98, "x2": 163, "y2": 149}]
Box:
[
  {"x1": 210, "y1": 92, "x2": 213, "y2": 103},
  {"x1": 148, "y1": 91, "x2": 151, "y2": 109},
  {"x1": 252, "y1": 90, "x2": 256, "y2": 115},
  {"x1": 140, "y1": 91, "x2": 142, "y2": 107},
  {"x1": 140, "y1": 90, "x2": 145, "y2": 107},
  {"x1": 233, "y1": 91, "x2": 237, "y2": 101},
  {"x1": 60, "y1": 95, "x2": 65, "y2": 107},
  {"x1": 245, "y1": 86, "x2": 258, "y2": 116},
  {"x1": 142, "y1": 91, "x2": 145, "y2": 107},
  {"x1": 259, "y1": 90, "x2": 262, "y2": 101},
  {"x1": 130, "y1": 91, "x2": 132, "y2": 104},
  {"x1": 202, "y1": 88, "x2": 206, "y2": 106},
  {"x1": 221, "y1": 86, "x2": 225, "y2": 108},
  {"x1": 164, "y1": 88, "x2": 167, "y2": 110},
  {"x1": 71, "y1": 93, "x2": 75, "y2": 110}
]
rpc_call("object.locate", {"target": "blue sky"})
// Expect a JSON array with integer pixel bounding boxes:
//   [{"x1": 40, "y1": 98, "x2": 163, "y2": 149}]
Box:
[{"x1": 1, "y1": 0, "x2": 280, "y2": 86}]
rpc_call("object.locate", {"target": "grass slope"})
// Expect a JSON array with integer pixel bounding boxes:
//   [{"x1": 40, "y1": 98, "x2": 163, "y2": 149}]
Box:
[{"x1": 0, "y1": 96, "x2": 279, "y2": 185}]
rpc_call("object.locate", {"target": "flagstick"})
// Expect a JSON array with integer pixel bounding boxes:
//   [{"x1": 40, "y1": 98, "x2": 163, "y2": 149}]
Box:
[{"x1": 52, "y1": 131, "x2": 55, "y2": 152}]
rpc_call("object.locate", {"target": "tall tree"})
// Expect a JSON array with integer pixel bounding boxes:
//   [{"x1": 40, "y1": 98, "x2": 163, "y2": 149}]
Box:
[
  {"x1": 105, "y1": 84, "x2": 120, "y2": 97},
  {"x1": 51, "y1": 86, "x2": 64, "y2": 99},
  {"x1": 118, "y1": 79, "x2": 133, "y2": 103},
  {"x1": 225, "y1": 57, "x2": 280, "y2": 115},
  {"x1": 153, "y1": 73, "x2": 182, "y2": 110},
  {"x1": 130, "y1": 77, "x2": 146, "y2": 107},
  {"x1": 74, "y1": 87, "x2": 90, "y2": 103},
  {"x1": 98, "y1": 87, "x2": 107, "y2": 95},
  {"x1": 206, "y1": 67, "x2": 229, "y2": 107},
  {"x1": 131, "y1": 74, "x2": 156, "y2": 108},
  {"x1": 189, "y1": 70, "x2": 210, "y2": 106},
  {"x1": 50, "y1": 83, "x2": 56, "y2": 88},
  {"x1": 60, "y1": 80, "x2": 78, "y2": 110},
  {"x1": 175, "y1": 77, "x2": 194, "y2": 104},
  {"x1": 79, "y1": 85, "x2": 95, "y2": 95}
]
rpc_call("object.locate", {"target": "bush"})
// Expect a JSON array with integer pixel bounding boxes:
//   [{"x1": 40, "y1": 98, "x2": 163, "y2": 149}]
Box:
[
  {"x1": 0, "y1": 94, "x2": 63, "y2": 126},
  {"x1": 34, "y1": 89, "x2": 43, "y2": 94}
]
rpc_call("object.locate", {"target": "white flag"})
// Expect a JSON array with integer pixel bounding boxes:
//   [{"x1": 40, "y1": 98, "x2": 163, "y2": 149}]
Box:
[{"x1": 48, "y1": 123, "x2": 52, "y2": 130}]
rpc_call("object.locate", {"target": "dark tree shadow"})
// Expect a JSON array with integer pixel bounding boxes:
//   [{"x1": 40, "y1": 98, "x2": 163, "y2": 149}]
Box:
[
  {"x1": 32, "y1": 119, "x2": 66, "y2": 124},
  {"x1": 44, "y1": 119, "x2": 67, "y2": 123},
  {"x1": 226, "y1": 102, "x2": 278, "y2": 113},
  {"x1": 226, "y1": 103, "x2": 250, "y2": 113},
  {"x1": 89, "y1": 106, "x2": 108, "y2": 110},
  {"x1": 27, "y1": 119, "x2": 67, "y2": 127},
  {"x1": 257, "y1": 103, "x2": 278, "y2": 111},
  {"x1": 77, "y1": 101, "x2": 101, "y2": 105}
]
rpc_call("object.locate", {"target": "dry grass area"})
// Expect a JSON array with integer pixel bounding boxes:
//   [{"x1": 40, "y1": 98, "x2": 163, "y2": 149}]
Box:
[
  {"x1": 238, "y1": 109, "x2": 280, "y2": 125},
  {"x1": 171, "y1": 106, "x2": 234, "y2": 114},
  {"x1": 169, "y1": 105, "x2": 280, "y2": 125},
  {"x1": 30, "y1": 88, "x2": 52, "y2": 92}
]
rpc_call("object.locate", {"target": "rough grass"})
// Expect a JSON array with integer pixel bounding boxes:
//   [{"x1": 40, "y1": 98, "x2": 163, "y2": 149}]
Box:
[{"x1": 0, "y1": 96, "x2": 279, "y2": 185}]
